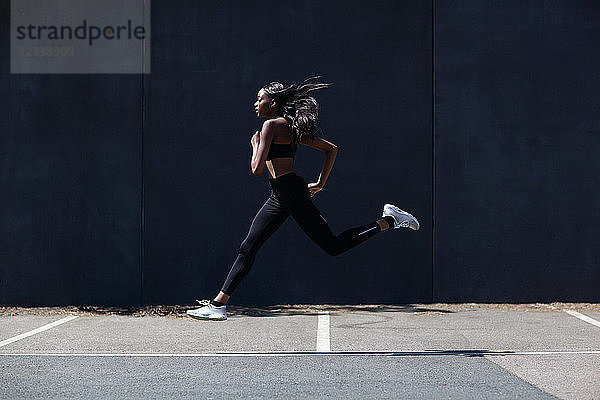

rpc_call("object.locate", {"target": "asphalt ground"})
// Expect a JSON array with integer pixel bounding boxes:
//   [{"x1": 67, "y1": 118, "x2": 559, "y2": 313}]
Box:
[{"x1": 1, "y1": 303, "x2": 599, "y2": 399}]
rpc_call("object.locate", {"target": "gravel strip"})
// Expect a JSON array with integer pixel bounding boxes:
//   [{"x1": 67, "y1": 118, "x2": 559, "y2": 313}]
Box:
[{"x1": 1, "y1": 302, "x2": 599, "y2": 318}]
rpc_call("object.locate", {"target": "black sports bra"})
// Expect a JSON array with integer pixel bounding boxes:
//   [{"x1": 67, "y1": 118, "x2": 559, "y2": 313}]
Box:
[{"x1": 266, "y1": 142, "x2": 296, "y2": 160}]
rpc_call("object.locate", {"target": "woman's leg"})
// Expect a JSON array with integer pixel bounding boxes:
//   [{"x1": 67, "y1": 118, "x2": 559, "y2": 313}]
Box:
[
  {"x1": 210, "y1": 203, "x2": 388, "y2": 305},
  {"x1": 290, "y1": 199, "x2": 386, "y2": 256},
  {"x1": 218, "y1": 193, "x2": 289, "y2": 299},
  {"x1": 277, "y1": 178, "x2": 389, "y2": 256}
]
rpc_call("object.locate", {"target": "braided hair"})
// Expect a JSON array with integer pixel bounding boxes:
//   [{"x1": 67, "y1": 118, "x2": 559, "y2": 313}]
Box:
[{"x1": 261, "y1": 75, "x2": 332, "y2": 145}]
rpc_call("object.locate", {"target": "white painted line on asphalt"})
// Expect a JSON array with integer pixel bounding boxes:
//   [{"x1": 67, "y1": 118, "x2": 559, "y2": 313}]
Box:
[
  {"x1": 316, "y1": 311, "x2": 330, "y2": 352},
  {"x1": 1, "y1": 350, "x2": 600, "y2": 357},
  {"x1": 0, "y1": 315, "x2": 79, "y2": 348},
  {"x1": 484, "y1": 350, "x2": 600, "y2": 355},
  {"x1": 564, "y1": 310, "x2": 600, "y2": 329}
]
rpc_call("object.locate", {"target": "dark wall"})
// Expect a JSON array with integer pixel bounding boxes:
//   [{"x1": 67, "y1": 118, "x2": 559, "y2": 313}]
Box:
[
  {"x1": 142, "y1": 0, "x2": 433, "y2": 305},
  {"x1": 434, "y1": 0, "x2": 600, "y2": 301},
  {"x1": 0, "y1": 5, "x2": 142, "y2": 305},
  {"x1": 1, "y1": 0, "x2": 432, "y2": 306},
  {"x1": 4, "y1": 0, "x2": 597, "y2": 306}
]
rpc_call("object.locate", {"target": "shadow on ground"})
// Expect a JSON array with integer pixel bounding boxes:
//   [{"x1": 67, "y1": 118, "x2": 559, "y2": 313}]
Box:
[{"x1": 227, "y1": 304, "x2": 454, "y2": 317}]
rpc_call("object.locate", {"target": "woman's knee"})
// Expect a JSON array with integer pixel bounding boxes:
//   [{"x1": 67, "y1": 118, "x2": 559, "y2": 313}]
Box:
[{"x1": 239, "y1": 236, "x2": 261, "y2": 258}]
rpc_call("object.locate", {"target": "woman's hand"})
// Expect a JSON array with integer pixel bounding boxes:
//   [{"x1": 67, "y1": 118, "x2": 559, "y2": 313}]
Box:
[
  {"x1": 307, "y1": 182, "x2": 323, "y2": 197},
  {"x1": 251, "y1": 131, "x2": 260, "y2": 147}
]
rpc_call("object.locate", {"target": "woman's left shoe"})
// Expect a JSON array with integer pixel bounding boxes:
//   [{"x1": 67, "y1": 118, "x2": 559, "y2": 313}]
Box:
[
  {"x1": 186, "y1": 299, "x2": 227, "y2": 320},
  {"x1": 382, "y1": 203, "x2": 420, "y2": 230}
]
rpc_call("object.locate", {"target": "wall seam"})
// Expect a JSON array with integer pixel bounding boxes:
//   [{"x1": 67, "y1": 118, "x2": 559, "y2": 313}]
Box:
[
  {"x1": 431, "y1": 0, "x2": 436, "y2": 303},
  {"x1": 140, "y1": 0, "x2": 148, "y2": 307},
  {"x1": 140, "y1": 75, "x2": 145, "y2": 307}
]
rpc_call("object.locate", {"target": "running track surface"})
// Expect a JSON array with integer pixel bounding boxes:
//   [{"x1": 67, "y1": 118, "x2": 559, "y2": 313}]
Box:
[{"x1": 1, "y1": 304, "x2": 599, "y2": 399}]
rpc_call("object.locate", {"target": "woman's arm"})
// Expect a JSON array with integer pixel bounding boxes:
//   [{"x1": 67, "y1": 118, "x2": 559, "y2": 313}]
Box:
[
  {"x1": 250, "y1": 120, "x2": 274, "y2": 176},
  {"x1": 299, "y1": 136, "x2": 338, "y2": 196}
]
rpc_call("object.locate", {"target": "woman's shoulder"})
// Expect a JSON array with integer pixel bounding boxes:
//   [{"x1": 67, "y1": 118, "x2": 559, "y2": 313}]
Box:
[
  {"x1": 262, "y1": 116, "x2": 287, "y2": 129},
  {"x1": 263, "y1": 117, "x2": 292, "y2": 142},
  {"x1": 265, "y1": 116, "x2": 288, "y2": 125}
]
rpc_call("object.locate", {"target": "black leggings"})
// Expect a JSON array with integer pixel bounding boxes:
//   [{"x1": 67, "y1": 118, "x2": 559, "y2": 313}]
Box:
[{"x1": 220, "y1": 173, "x2": 383, "y2": 295}]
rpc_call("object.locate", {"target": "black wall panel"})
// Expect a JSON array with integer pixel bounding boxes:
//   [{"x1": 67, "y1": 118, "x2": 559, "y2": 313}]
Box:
[
  {"x1": 434, "y1": 0, "x2": 600, "y2": 301},
  {"x1": 0, "y1": 3, "x2": 142, "y2": 305}
]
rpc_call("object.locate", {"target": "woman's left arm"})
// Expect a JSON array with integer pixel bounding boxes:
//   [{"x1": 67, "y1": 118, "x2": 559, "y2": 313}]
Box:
[
  {"x1": 299, "y1": 136, "x2": 339, "y2": 197},
  {"x1": 250, "y1": 120, "x2": 274, "y2": 176}
]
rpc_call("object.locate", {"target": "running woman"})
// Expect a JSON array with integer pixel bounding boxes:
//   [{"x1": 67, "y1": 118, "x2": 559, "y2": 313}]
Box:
[{"x1": 187, "y1": 76, "x2": 420, "y2": 320}]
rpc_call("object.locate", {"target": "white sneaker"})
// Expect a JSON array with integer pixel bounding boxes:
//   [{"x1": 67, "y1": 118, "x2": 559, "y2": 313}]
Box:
[
  {"x1": 186, "y1": 299, "x2": 227, "y2": 321},
  {"x1": 382, "y1": 203, "x2": 420, "y2": 230}
]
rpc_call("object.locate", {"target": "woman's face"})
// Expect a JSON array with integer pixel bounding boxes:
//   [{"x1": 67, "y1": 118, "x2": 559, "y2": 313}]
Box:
[{"x1": 254, "y1": 89, "x2": 274, "y2": 118}]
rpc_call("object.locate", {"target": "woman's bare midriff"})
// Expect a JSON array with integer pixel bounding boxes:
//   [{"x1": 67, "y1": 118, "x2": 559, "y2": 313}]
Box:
[{"x1": 267, "y1": 157, "x2": 295, "y2": 179}]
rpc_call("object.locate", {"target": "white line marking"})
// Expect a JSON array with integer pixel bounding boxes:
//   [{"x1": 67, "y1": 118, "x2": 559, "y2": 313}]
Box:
[
  {"x1": 0, "y1": 315, "x2": 78, "y2": 348},
  {"x1": 564, "y1": 310, "x2": 600, "y2": 329},
  {"x1": 0, "y1": 350, "x2": 599, "y2": 357},
  {"x1": 316, "y1": 311, "x2": 330, "y2": 352}
]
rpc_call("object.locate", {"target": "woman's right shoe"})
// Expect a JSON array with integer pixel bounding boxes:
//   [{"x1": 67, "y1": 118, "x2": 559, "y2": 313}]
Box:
[
  {"x1": 186, "y1": 299, "x2": 227, "y2": 320},
  {"x1": 382, "y1": 203, "x2": 420, "y2": 230}
]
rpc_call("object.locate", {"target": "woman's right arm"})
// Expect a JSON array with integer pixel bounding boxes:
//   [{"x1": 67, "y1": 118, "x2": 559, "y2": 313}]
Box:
[
  {"x1": 299, "y1": 136, "x2": 338, "y2": 196},
  {"x1": 250, "y1": 120, "x2": 274, "y2": 176}
]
